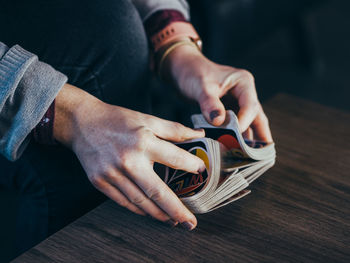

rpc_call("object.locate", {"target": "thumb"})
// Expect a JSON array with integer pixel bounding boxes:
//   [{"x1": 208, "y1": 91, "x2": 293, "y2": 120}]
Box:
[{"x1": 199, "y1": 94, "x2": 226, "y2": 126}]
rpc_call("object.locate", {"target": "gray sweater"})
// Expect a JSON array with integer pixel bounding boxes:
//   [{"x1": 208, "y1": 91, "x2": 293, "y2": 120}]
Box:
[{"x1": 0, "y1": 0, "x2": 189, "y2": 161}]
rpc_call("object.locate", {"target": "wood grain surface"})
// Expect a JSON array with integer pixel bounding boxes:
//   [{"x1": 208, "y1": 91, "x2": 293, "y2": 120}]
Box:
[{"x1": 13, "y1": 94, "x2": 350, "y2": 263}]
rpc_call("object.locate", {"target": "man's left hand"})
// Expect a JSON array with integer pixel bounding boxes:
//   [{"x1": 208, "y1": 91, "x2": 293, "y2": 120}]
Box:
[{"x1": 164, "y1": 44, "x2": 273, "y2": 142}]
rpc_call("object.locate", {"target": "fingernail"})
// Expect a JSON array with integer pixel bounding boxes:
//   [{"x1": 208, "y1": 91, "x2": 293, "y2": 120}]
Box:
[
  {"x1": 166, "y1": 219, "x2": 178, "y2": 227},
  {"x1": 210, "y1": 110, "x2": 220, "y2": 121},
  {"x1": 198, "y1": 165, "x2": 206, "y2": 174},
  {"x1": 181, "y1": 221, "x2": 195, "y2": 231}
]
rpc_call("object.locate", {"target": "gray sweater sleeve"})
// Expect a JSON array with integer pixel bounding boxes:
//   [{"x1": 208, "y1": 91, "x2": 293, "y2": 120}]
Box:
[
  {"x1": 0, "y1": 42, "x2": 67, "y2": 161},
  {"x1": 131, "y1": 0, "x2": 190, "y2": 21}
]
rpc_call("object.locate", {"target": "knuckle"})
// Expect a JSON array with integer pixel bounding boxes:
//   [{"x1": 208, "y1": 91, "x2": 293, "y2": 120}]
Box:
[
  {"x1": 172, "y1": 123, "x2": 186, "y2": 140},
  {"x1": 146, "y1": 187, "x2": 165, "y2": 202},
  {"x1": 130, "y1": 195, "x2": 147, "y2": 206},
  {"x1": 173, "y1": 122, "x2": 185, "y2": 132},
  {"x1": 102, "y1": 166, "x2": 117, "y2": 180},
  {"x1": 201, "y1": 84, "x2": 217, "y2": 98},
  {"x1": 197, "y1": 74, "x2": 210, "y2": 87},
  {"x1": 240, "y1": 69, "x2": 255, "y2": 83},
  {"x1": 118, "y1": 151, "x2": 129, "y2": 165},
  {"x1": 169, "y1": 152, "x2": 183, "y2": 167},
  {"x1": 113, "y1": 173, "x2": 127, "y2": 186},
  {"x1": 90, "y1": 174, "x2": 104, "y2": 188},
  {"x1": 134, "y1": 127, "x2": 153, "y2": 152},
  {"x1": 119, "y1": 153, "x2": 136, "y2": 173},
  {"x1": 250, "y1": 100, "x2": 260, "y2": 113}
]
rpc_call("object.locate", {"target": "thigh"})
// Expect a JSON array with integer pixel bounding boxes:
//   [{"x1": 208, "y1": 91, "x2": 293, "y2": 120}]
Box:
[{"x1": 0, "y1": 0, "x2": 151, "y2": 112}]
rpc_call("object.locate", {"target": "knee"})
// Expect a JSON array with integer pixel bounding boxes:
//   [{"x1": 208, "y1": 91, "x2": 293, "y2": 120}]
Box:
[
  {"x1": 81, "y1": 0, "x2": 150, "y2": 105},
  {"x1": 92, "y1": 0, "x2": 148, "y2": 56},
  {"x1": 88, "y1": 0, "x2": 149, "y2": 75}
]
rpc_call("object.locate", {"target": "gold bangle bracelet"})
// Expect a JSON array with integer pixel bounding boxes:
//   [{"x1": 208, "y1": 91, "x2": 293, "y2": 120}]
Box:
[{"x1": 157, "y1": 40, "x2": 198, "y2": 78}]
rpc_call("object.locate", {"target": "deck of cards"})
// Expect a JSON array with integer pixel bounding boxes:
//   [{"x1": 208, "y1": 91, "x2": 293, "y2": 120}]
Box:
[{"x1": 156, "y1": 110, "x2": 276, "y2": 214}]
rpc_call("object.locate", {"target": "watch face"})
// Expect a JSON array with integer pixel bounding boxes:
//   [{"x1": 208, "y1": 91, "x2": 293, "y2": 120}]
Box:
[
  {"x1": 197, "y1": 39, "x2": 203, "y2": 50},
  {"x1": 192, "y1": 38, "x2": 203, "y2": 50}
]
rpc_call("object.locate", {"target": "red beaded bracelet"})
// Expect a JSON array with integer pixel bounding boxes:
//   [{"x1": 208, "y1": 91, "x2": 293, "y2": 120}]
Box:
[{"x1": 32, "y1": 99, "x2": 57, "y2": 145}]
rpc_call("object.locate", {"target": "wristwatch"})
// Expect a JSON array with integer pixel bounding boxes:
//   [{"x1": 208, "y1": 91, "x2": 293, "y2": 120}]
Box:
[{"x1": 151, "y1": 21, "x2": 202, "y2": 53}]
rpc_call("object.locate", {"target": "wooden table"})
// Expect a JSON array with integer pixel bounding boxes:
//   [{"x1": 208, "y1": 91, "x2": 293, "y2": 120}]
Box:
[{"x1": 13, "y1": 94, "x2": 350, "y2": 263}]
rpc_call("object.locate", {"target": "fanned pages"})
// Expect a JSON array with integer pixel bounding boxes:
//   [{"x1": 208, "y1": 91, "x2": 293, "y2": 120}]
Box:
[
  {"x1": 156, "y1": 110, "x2": 276, "y2": 214},
  {"x1": 191, "y1": 110, "x2": 276, "y2": 160}
]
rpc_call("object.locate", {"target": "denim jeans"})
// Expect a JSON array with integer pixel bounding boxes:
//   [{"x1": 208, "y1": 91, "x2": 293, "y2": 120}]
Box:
[{"x1": 0, "y1": 0, "x2": 151, "y2": 256}]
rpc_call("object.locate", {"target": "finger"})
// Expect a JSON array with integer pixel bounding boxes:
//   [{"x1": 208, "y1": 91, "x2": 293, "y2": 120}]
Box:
[
  {"x1": 147, "y1": 117, "x2": 205, "y2": 142},
  {"x1": 128, "y1": 166, "x2": 198, "y2": 230},
  {"x1": 251, "y1": 111, "x2": 273, "y2": 142},
  {"x1": 105, "y1": 168, "x2": 172, "y2": 223},
  {"x1": 198, "y1": 71, "x2": 242, "y2": 126},
  {"x1": 198, "y1": 90, "x2": 226, "y2": 126},
  {"x1": 229, "y1": 70, "x2": 259, "y2": 133},
  {"x1": 237, "y1": 103, "x2": 259, "y2": 133},
  {"x1": 150, "y1": 137, "x2": 206, "y2": 173},
  {"x1": 92, "y1": 176, "x2": 146, "y2": 216},
  {"x1": 242, "y1": 127, "x2": 253, "y2": 141}
]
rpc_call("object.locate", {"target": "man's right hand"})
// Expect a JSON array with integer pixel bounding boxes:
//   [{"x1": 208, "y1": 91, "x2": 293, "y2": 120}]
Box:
[{"x1": 53, "y1": 84, "x2": 206, "y2": 230}]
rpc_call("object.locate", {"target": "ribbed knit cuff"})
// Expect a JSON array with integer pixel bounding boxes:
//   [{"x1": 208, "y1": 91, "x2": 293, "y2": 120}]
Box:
[
  {"x1": 0, "y1": 45, "x2": 36, "y2": 89},
  {"x1": 0, "y1": 42, "x2": 8, "y2": 59},
  {"x1": 144, "y1": 9, "x2": 187, "y2": 38},
  {"x1": 0, "y1": 45, "x2": 67, "y2": 161},
  {"x1": 134, "y1": 0, "x2": 190, "y2": 21}
]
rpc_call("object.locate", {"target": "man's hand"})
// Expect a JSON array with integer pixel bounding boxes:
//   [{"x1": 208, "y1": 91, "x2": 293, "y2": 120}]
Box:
[
  {"x1": 53, "y1": 84, "x2": 206, "y2": 230},
  {"x1": 164, "y1": 45, "x2": 273, "y2": 142}
]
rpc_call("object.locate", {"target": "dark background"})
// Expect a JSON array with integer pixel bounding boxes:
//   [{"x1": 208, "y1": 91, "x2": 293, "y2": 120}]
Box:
[
  {"x1": 152, "y1": 0, "x2": 350, "y2": 124},
  {"x1": 1, "y1": 0, "x2": 349, "y2": 262}
]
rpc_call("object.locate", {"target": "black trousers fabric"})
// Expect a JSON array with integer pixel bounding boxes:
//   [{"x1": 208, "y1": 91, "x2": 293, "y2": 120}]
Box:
[{"x1": 0, "y1": 0, "x2": 151, "y2": 256}]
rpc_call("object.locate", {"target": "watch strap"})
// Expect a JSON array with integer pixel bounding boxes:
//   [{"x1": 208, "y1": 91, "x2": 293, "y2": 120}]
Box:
[{"x1": 151, "y1": 21, "x2": 201, "y2": 52}]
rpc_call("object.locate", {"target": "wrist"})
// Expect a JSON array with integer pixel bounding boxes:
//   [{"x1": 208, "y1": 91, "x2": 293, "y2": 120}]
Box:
[
  {"x1": 163, "y1": 44, "x2": 205, "y2": 86},
  {"x1": 53, "y1": 83, "x2": 100, "y2": 148}
]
